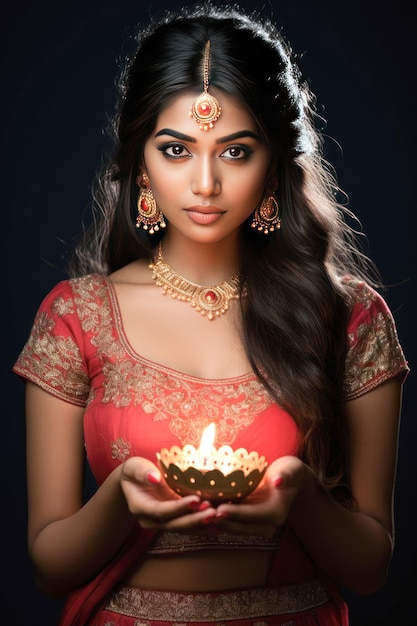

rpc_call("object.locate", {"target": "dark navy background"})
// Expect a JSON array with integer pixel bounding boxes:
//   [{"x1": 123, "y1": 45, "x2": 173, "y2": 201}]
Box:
[{"x1": 2, "y1": 1, "x2": 415, "y2": 623}]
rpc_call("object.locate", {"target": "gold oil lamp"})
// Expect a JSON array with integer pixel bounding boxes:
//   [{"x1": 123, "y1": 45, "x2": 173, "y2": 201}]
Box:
[{"x1": 156, "y1": 423, "x2": 268, "y2": 503}]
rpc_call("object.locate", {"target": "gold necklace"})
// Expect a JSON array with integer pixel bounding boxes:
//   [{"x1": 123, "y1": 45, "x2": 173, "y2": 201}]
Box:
[{"x1": 149, "y1": 244, "x2": 242, "y2": 320}]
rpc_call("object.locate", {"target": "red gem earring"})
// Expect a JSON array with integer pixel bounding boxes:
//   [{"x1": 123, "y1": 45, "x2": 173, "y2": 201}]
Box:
[
  {"x1": 189, "y1": 41, "x2": 222, "y2": 131},
  {"x1": 136, "y1": 174, "x2": 166, "y2": 235}
]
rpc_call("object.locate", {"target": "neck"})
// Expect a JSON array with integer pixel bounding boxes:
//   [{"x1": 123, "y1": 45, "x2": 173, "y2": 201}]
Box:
[
  {"x1": 156, "y1": 235, "x2": 240, "y2": 286},
  {"x1": 149, "y1": 240, "x2": 242, "y2": 321}
]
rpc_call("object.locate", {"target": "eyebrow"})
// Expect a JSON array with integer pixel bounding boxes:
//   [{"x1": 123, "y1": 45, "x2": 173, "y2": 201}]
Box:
[
  {"x1": 216, "y1": 130, "x2": 260, "y2": 144},
  {"x1": 154, "y1": 128, "x2": 261, "y2": 144}
]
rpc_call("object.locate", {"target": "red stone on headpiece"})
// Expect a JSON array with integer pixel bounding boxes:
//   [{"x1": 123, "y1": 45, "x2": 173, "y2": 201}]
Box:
[{"x1": 189, "y1": 41, "x2": 222, "y2": 131}]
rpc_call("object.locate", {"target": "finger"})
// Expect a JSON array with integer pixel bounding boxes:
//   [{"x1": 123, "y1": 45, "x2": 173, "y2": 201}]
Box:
[
  {"x1": 138, "y1": 505, "x2": 218, "y2": 530},
  {"x1": 127, "y1": 489, "x2": 204, "y2": 521},
  {"x1": 215, "y1": 500, "x2": 273, "y2": 522},
  {"x1": 121, "y1": 457, "x2": 205, "y2": 519},
  {"x1": 214, "y1": 488, "x2": 288, "y2": 527},
  {"x1": 122, "y1": 456, "x2": 161, "y2": 486},
  {"x1": 267, "y1": 456, "x2": 306, "y2": 488}
]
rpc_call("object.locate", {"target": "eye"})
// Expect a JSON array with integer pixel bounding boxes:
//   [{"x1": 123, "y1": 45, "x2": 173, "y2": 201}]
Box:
[
  {"x1": 220, "y1": 145, "x2": 252, "y2": 160},
  {"x1": 158, "y1": 143, "x2": 191, "y2": 159}
]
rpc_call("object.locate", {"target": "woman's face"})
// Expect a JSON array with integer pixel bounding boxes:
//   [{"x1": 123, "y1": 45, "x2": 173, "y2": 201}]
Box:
[{"x1": 142, "y1": 90, "x2": 273, "y2": 246}]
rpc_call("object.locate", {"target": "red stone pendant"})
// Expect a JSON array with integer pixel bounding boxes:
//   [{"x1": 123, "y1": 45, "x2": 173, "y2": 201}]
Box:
[
  {"x1": 197, "y1": 100, "x2": 212, "y2": 116},
  {"x1": 204, "y1": 290, "x2": 218, "y2": 303},
  {"x1": 190, "y1": 91, "x2": 222, "y2": 131}
]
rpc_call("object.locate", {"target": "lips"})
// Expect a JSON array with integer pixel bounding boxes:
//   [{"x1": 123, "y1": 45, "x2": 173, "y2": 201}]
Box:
[
  {"x1": 184, "y1": 205, "x2": 224, "y2": 214},
  {"x1": 184, "y1": 205, "x2": 225, "y2": 225}
]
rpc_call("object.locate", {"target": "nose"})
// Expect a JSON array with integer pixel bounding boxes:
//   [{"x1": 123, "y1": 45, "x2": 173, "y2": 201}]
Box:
[{"x1": 191, "y1": 154, "x2": 221, "y2": 198}]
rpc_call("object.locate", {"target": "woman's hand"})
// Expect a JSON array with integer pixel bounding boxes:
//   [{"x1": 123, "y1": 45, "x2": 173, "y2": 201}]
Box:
[
  {"x1": 121, "y1": 456, "x2": 217, "y2": 531},
  {"x1": 121, "y1": 455, "x2": 308, "y2": 537},
  {"x1": 213, "y1": 455, "x2": 308, "y2": 537}
]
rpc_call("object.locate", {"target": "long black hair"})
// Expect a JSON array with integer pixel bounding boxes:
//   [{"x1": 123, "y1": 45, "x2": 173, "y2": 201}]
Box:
[{"x1": 70, "y1": 3, "x2": 379, "y2": 505}]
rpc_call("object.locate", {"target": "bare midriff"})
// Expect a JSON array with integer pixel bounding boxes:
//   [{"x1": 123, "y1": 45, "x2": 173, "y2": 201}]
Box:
[{"x1": 124, "y1": 550, "x2": 272, "y2": 591}]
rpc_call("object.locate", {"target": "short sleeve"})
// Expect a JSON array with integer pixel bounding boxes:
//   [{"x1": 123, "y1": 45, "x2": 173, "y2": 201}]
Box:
[
  {"x1": 343, "y1": 281, "x2": 409, "y2": 400},
  {"x1": 13, "y1": 280, "x2": 90, "y2": 406}
]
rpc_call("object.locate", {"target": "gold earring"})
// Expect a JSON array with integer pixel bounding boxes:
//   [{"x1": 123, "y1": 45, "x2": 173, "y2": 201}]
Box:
[
  {"x1": 136, "y1": 174, "x2": 166, "y2": 234},
  {"x1": 251, "y1": 194, "x2": 281, "y2": 235}
]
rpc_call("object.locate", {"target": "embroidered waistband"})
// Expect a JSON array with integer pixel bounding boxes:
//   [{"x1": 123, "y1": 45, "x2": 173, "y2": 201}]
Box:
[
  {"x1": 145, "y1": 529, "x2": 281, "y2": 555},
  {"x1": 105, "y1": 580, "x2": 329, "y2": 621}
]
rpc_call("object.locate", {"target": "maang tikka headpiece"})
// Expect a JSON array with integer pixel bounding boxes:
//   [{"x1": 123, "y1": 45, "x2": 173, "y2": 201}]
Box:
[{"x1": 189, "y1": 40, "x2": 222, "y2": 131}]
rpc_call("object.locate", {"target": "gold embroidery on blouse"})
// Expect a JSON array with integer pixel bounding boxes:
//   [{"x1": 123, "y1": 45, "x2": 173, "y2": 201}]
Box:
[
  {"x1": 102, "y1": 360, "x2": 272, "y2": 445},
  {"x1": 111, "y1": 438, "x2": 131, "y2": 461},
  {"x1": 52, "y1": 295, "x2": 76, "y2": 317},
  {"x1": 15, "y1": 275, "x2": 407, "y2": 417},
  {"x1": 68, "y1": 276, "x2": 274, "y2": 446},
  {"x1": 145, "y1": 378, "x2": 272, "y2": 446},
  {"x1": 105, "y1": 581, "x2": 329, "y2": 620},
  {"x1": 71, "y1": 277, "x2": 125, "y2": 361},
  {"x1": 344, "y1": 284, "x2": 407, "y2": 399},
  {"x1": 14, "y1": 310, "x2": 90, "y2": 403}
]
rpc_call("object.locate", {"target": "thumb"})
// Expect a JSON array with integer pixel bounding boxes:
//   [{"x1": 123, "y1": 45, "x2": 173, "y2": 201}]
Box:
[
  {"x1": 268, "y1": 456, "x2": 306, "y2": 489},
  {"x1": 122, "y1": 456, "x2": 161, "y2": 486}
]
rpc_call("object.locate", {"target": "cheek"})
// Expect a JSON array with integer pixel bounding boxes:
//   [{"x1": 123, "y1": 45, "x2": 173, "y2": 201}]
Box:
[
  {"x1": 148, "y1": 168, "x2": 182, "y2": 200},
  {"x1": 236, "y1": 175, "x2": 265, "y2": 207}
]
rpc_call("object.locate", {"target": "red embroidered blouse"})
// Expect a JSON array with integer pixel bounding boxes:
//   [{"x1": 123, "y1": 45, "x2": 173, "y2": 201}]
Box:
[{"x1": 13, "y1": 275, "x2": 408, "y2": 488}]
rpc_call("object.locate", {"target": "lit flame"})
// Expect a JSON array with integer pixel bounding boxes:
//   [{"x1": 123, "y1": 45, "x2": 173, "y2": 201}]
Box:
[{"x1": 198, "y1": 423, "x2": 216, "y2": 467}]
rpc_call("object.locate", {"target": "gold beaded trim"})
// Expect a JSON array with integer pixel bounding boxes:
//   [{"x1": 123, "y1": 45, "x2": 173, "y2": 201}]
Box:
[{"x1": 149, "y1": 244, "x2": 241, "y2": 320}]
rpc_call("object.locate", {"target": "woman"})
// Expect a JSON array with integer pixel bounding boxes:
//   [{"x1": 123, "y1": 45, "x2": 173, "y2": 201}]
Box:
[{"x1": 13, "y1": 4, "x2": 409, "y2": 625}]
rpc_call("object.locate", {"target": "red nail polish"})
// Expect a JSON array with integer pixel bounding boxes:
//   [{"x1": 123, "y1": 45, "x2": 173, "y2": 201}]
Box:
[
  {"x1": 188, "y1": 500, "x2": 201, "y2": 511},
  {"x1": 147, "y1": 472, "x2": 160, "y2": 485},
  {"x1": 274, "y1": 476, "x2": 285, "y2": 488},
  {"x1": 198, "y1": 501, "x2": 211, "y2": 511},
  {"x1": 202, "y1": 513, "x2": 216, "y2": 525}
]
